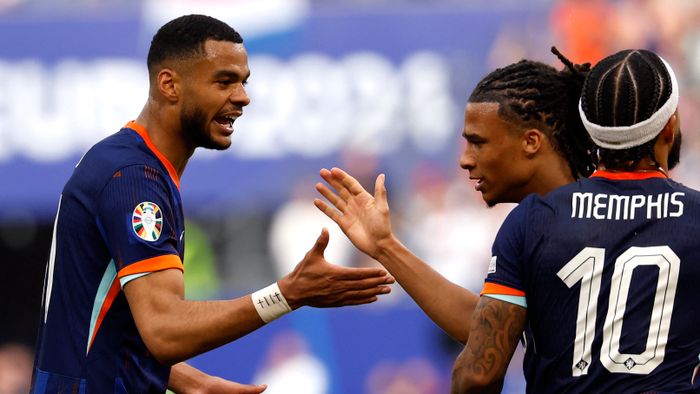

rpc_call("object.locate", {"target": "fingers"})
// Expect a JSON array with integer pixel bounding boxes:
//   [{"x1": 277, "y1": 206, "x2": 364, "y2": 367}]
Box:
[
  {"x1": 330, "y1": 167, "x2": 367, "y2": 196},
  {"x1": 331, "y1": 265, "x2": 391, "y2": 281},
  {"x1": 315, "y1": 182, "x2": 346, "y2": 212},
  {"x1": 309, "y1": 228, "x2": 329, "y2": 257},
  {"x1": 313, "y1": 198, "x2": 342, "y2": 223},
  {"x1": 374, "y1": 173, "x2": 389, "y2": 211},
  {"x1": 241, "y1": 384, "x2": 268, "y2": 394},
  {"x1": 320, "y1": 168, "x2": 352, "y2": 202},
  {"x1": 321, "y1": 286, "x2": 393, "y2": 307}
]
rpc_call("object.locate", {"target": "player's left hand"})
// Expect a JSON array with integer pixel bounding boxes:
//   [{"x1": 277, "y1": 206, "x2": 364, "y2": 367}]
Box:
[{"x1": 314, "y1": 167, "x2": 393, "y2": 259}]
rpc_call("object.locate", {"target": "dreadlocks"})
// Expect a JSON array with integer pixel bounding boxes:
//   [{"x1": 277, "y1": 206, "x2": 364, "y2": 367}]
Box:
[
  {"x1": 579, "y1": 49, "x2": 676, "y2": 170},
  {"x1": 469, "y1": 47, "x2": 596, "y2": 179}
]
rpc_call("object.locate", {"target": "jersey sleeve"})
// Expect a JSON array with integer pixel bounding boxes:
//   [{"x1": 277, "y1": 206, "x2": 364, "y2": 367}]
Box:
[
  {"x1": 480, "y1": 196, "x2": 536, "y2": 307},
  {"x1": 96, "y1": 164, "x2": 183, "y2": 285}
]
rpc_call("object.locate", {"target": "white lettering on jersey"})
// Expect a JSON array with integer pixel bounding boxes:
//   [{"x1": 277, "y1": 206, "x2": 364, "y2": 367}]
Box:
[{"x1": 571, "y1": 192, "x2": 685, "y2": 220}]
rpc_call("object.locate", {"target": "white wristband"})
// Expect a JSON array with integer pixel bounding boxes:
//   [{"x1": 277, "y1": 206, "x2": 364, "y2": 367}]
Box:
[{"x1": 251, "y1": 282, "x2": 292, "y2": 323}]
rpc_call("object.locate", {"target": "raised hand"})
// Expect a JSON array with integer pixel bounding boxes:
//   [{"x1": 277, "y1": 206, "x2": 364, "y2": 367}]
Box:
[
  {"x1": 314, "y1": 167, "x2": 392, "y2": 259},
  {"x1": 278, "y1": 227, "x2": 394, "y2": 309}
]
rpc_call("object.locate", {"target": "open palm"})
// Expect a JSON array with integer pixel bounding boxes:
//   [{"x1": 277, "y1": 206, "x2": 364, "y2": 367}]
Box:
[{"x1": 314, "y1": 167, "x2": 393, "y2": 258}]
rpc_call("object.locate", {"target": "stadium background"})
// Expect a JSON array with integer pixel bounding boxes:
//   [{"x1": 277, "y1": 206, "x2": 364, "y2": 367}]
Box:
[{"x1": 1, "y1": 0, "x2": 700, "y2": 392}]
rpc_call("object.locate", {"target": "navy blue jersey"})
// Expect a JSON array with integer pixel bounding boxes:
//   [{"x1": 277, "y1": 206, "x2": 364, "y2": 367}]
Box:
[
  {"x1": 32, "y1": 121, "x2": 185, "y2": 393},
  {"x1": 482, "y1": 171, "x2": 700, "y2": 393}
]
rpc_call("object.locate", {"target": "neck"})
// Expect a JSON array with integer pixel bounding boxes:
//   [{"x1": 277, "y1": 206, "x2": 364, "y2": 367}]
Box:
[
  {"x1": 529, "y1": 152, "x2": 576, "y2": 197},
  {"x1": 135, "y1": 102, "x2": 194, "y2": 178},
  {"x1": 598, "y1": 157, "x2": 668, "y2": 177}
]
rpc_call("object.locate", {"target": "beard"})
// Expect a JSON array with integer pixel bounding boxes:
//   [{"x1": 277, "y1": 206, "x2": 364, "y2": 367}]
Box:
[
  {"x1": 180, "y1": 103, "x2": 229, "y2": 151},
  {"x1": 668, "y1": 128, "x2": 682, "y2": 170}
]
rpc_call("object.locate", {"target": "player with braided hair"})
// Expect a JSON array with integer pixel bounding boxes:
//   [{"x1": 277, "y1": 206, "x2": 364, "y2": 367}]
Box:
[
  {"x1": 580, "y1": 49, "x2": 682, "y2": 172},
  {"x1": 452, "y1": 49, "x2": 700, "y2": 393},
  {"x1": 313, "y1": 48, "x2": 596, "y2": 346},
  {"x1": 464, "y1": 47, "x2": 596, "y2": 207}
]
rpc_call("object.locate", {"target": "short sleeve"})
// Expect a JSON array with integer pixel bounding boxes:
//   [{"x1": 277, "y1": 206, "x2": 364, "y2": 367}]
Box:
[
  {"x1": 480, "y1": 195, "x2": 536, "y2": 307},
  {"x1": 96, "y1": 164, "x2": 183, "y2": 283}
]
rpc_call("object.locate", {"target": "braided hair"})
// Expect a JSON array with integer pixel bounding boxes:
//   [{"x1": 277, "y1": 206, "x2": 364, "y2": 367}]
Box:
[
  {"x1": 469, "y1": 47, "x2": 596, "y2": 179},
  {"x1": 579, "y1": 49, "x2": 674, "y2": 169}
]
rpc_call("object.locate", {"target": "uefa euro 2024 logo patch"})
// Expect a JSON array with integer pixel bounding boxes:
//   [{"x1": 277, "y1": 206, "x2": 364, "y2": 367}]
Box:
[{"x1": 132, "y1": 201, "x2": 163, "y2": 242}]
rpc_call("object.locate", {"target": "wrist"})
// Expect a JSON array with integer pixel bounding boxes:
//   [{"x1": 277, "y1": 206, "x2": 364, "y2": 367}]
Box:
[
  {"x1": 375, "y1": 234, "x2": 401, "y2": 261},
  {"x1": 251, "y1": 282, "x2": 293, "y2": 323},
  {"x1": 276, "y1": 275, "x2": 301, "y2": 310}
]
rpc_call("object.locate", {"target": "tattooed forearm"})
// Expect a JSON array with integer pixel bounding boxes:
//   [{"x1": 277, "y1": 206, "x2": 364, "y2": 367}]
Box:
[{"x1": 451, "y1": 296, "x2": 527, "y2": 393}]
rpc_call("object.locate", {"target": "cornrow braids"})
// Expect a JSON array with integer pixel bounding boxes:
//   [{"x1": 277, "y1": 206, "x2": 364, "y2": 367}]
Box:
[
  {"x1": 469, "y1": 48, "x2": 596, "y2": 178},
  {"x1": 580, "y1": 49, "x2": 673, "y2": 169}
]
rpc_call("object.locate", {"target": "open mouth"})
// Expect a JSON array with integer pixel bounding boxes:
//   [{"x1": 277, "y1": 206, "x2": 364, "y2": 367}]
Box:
[
  {"x1": 214, "y1": 115, "x2": 238, "y2": 132},
  {"x1": 470, "y1": 178, "x2": 484, "y2": 191}
]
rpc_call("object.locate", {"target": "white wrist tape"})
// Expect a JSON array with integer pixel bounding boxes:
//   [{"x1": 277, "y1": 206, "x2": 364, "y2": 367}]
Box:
[{"x1": 251, "y1": 282, "x2": 292, "y2": 323}]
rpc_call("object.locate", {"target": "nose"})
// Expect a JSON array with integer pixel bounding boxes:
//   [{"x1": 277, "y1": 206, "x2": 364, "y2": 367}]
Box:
[
  {"x1": 232, "y1": 83, "x2": 251, "y2": 107},
  {"x1": 459, "y1": 148, "x2": 475, "y2": 170}
]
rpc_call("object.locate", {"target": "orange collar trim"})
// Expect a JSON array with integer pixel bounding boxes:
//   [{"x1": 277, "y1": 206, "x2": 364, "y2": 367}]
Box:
[
  {"x1": 125, "y1": 121, "x2": 181, "y2": 190},
  {"x1": 590, "y1": 169, "x2": 668, "y2": 180}
]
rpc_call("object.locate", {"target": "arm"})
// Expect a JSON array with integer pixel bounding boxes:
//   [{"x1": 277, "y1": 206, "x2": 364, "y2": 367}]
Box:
[
  {"x1": 168, "y1": 362, "x2": 267, "y2": 394},
  {"x1": 124, "y1": 229, "x2": 394, "y2": 365},
  {"x1": 450, "y1": 296, "x2": 526, "y2": 394},
  {"x1": 315, "y1": 167, "x2": 479, "y2": 343}
]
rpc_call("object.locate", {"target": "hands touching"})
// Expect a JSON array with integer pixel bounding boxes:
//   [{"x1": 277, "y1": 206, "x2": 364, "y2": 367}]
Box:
[
  {"x1": 277, "y1": 227, "x2": 394, "y2": 310},
  {"x1": 314, "y1": 167, "x2": 393, "y2": 259}
]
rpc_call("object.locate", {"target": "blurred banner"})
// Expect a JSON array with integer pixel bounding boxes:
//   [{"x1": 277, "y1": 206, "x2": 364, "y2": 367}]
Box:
[{"x1": 0, "y1": 1, "x2": 550, "y2": 219}]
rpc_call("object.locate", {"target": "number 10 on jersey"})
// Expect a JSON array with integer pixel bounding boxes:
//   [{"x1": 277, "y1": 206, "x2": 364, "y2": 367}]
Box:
[{"x1": 557, "y1": 246, "x2": 680, "y2": 376}]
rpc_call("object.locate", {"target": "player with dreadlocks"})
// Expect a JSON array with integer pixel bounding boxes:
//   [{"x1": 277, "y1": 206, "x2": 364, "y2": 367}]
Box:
[
  {"x1": 451, "y1": 49, "x2": 700, "y2": 393},
  {"x1": 313, "y1": 47, "x2": 595, "y2": 344}
]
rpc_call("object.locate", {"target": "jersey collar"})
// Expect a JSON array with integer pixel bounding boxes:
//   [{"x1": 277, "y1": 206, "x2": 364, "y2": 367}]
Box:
[
  {"x1": 125, "y1": 121, "x2": 181, "y2": 190},
  {"x1": 590, "y1": 169, "x2": 668, "y2": 180}
]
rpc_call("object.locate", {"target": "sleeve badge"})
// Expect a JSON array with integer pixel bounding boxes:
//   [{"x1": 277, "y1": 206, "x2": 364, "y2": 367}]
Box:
[{"x1": 132, "y1": 201, "x2": 163, "y2": 242}]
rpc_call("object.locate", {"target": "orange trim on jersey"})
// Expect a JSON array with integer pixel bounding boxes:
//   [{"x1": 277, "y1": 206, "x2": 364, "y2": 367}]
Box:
[
  {"x1": 117, "y1": 254, "x2": 184, "y2": 279},
  {"x1": 481, "y1": 282, "x2": 526, "y2": 297},
  {"x1": 125, "y1": 121, "x2": 181, "y2": 190},
  {"x1": 590, "y1": 170, "x2": 668, "y2": 180},
  {"x1": 87, "y1": 278, "x2": 120, "y2": 353}
]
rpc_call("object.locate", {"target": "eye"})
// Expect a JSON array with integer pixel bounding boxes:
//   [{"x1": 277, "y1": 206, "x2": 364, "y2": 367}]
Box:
[{"x1": 466, "y1": 137, "x2": 485, "y2": 147}]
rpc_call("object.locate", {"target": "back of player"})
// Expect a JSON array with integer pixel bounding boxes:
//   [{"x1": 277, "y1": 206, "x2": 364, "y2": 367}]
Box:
[
  {"x1": 480, "y1": 48, "x2": 700, "y2": 393},
  {"x1": 504, "y1": 172, "x2": 700, "y2": 393}
]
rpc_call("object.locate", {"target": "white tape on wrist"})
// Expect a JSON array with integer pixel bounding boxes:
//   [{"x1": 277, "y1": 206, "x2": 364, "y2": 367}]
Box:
[{"x1": 251, "y1": 282, "x2": 292, "y2": 323}]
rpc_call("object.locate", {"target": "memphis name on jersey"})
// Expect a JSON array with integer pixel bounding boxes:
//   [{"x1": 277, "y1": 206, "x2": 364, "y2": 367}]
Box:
[{"x1": 571, "y1": 191, "x2": 684, "y2": 220}]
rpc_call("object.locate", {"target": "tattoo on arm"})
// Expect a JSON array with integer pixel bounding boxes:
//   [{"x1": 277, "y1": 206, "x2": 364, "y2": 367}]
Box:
[{"x1": 462, "y1": 297, "x2": 527, "y2": 380}]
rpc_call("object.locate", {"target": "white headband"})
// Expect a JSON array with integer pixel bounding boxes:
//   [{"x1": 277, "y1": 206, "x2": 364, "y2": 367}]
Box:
[{"x1": 578, "y1": 55, "x2": 679, "y2": 150}]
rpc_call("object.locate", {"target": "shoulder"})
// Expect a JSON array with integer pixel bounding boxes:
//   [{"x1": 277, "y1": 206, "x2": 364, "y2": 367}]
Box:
[
  {"x1": 65, "y1": 128, "x2": 169, "y2": 197},
  {"x1": 83, "y1": 128, "x2": 159, "y2": 171},
  {"x1": 77, "y1": 129, "x2": 165, "y2": 182}
]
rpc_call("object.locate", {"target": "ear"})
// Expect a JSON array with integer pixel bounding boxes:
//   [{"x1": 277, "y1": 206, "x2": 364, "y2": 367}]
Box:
[
  {"x1": 522, "y1": 128, "x2": 545, "y2": 156},
  {"x1": 155, "y1": 68, "x2": 180, "y2": 103},
  {"x1": 660, "y1": 113, "x2": 677, "y2": 144}
]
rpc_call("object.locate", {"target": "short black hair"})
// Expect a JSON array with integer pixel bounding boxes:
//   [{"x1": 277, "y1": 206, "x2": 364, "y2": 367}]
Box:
[
  {"x1": 580, "y1": 49, "x2": 674, "y2": 169},
  {"x1": 147, "y1": 14, "x2": 244, "y2": 78},
  {"x1": 468, "y1": 48, "x2": 596, "y2": 179}
]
